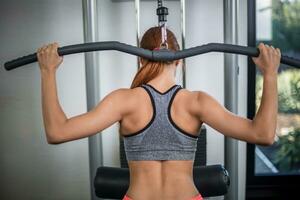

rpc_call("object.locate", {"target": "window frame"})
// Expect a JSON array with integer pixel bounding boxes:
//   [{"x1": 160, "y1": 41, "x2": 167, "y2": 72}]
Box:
[{"x1": 246, "y1": 0, "x2": 300, "y2": 198}]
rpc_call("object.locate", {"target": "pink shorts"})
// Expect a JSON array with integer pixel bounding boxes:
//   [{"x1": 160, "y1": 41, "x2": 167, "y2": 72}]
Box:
[{"x1": 122, "y1": 193, "x2": 203, "y2": 200}]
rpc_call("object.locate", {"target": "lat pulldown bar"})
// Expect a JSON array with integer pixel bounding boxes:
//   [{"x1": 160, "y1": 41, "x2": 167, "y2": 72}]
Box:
[{"x1": 4, "y1": 41, "x2": 300, "y2": 71}]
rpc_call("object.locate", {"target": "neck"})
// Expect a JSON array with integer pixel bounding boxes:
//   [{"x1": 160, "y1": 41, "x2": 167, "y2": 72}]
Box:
[{"x1": 147, "y1": 65, "x2": 176, "y2": 87}]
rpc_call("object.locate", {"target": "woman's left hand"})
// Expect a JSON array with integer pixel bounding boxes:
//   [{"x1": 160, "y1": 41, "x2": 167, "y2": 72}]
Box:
[{"x1": 37, "y1": 42, "x2": 63, "y2": 72}]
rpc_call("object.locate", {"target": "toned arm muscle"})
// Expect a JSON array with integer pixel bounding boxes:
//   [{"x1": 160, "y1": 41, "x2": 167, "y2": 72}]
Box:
[
  {"x1": 37, "y1": 43, "x2": 131, "y2": 145},
  {"x1": 190, "y1": 43, "x2": 280, "y2": 146},
  {"x1": 50, "y1": 88, "x2": 130, "y2": 144},
  {"x1": 191, "y1": 91, "x2": 272, "y2": 146}
]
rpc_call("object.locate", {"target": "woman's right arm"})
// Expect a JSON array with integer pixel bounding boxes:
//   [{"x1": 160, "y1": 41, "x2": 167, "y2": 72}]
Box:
[{"x1": 190, "y1": 43, "x2": 281, "y2": 146}]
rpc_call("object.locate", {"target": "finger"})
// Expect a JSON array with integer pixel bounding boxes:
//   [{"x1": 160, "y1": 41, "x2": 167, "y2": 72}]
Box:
[
  {"x1": 42, "y1": 45, "x2": 50, "y2": 54},
  {"x1": 271, "y1": 46, "x2": 278, "y2": 55},
  {"x1": 53, "y1": 42, "x2": 60, "y2": 56},
  {"x1": 258, "y1": 43, "x2": 265, "y2": 55},
  {"x1": 265, "y1": 44, "x2": 274, "y2": 56},
  {"x1": 45, "y1": 44, "x2": 52, "y2": 52},
  {"x1": 37, "y1": 47, "x2": 42, "y2": 58},
  {"x1": 270, "y1": 45, "x2": 277, "y2": 56},
  {"x1": 276, "y1": 48, "x2": 281, "y2": 56},
  {"x1": 258, "y1": 43, "x2": 265, "y2": 51},
  {"x1": 259, "y1": 43, "x2": 268, "y2": 56},
  {"x1": 275, "y1": 47, "x2": 280, "y2": 53},
  {"x1": 47, "y1": 43, "x2": 53, "y2": 51},
  {"x1": 265, "y1": 44, "x2": 271, "y2": 53},
  {"x1": 41, "y1": 44, "x2": 47, "y2": 52},
  {"x1": 51, "y1": 43, "x2": 58, "y2": 51},
  {"x1": 43, "y1": 43, "x2": 51, "y2": 50},
  {"x1": 258, "y1": 43, "x2": 264, "y2": 49},
  {"x1": 272, "y1": 46, "x2": 279, "y2": 56},
  {"x1": 270, "y1": 45, "x2": 275, "y2": 50},
  {"x1": 266, "y1": 44, "x2": 273, "y2": 53},
  {"x1": 40, "y1": 47, "x2": 46, "y2": 54}
]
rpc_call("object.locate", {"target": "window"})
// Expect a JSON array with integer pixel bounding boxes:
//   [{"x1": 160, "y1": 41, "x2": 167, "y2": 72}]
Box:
[
  {"x1": 255, "y1": 0, "x2": 300, "y2": 176},
  {"x1": 247, "y1": 0, "x2": 300, "y2": 198}
]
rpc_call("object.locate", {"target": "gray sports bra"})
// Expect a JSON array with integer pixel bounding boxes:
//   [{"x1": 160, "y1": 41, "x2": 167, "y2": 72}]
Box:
[{"x1": 122, "y1": 83, "x2": 199, "y2": 161}]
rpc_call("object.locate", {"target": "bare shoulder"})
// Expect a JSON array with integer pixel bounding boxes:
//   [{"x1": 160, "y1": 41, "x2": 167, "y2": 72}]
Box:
[
  {"x1": 109, "y1": 86, "x2": 144, "y2": 116},
  {"x1": 185, "y1": 89, "x2": 215, "y2": 104},
  {"x1": 177, "y1": 88, "x2": 212, "y2": 120},
  {"x1": 173, "y1": 87, "x2": 198, "y2": 110},
  {"x1": 110, "y1": 86, "x2": 151, "y2": 103},
  {"x1": 177, "y1": 87, "x2": 205, "y2": 102},
  {"x1": 109, "y1": 87, "x2": 139, "y2": 103}
]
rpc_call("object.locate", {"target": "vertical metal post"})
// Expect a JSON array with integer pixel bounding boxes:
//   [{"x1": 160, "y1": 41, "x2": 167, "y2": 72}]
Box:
[
  {"x1": 82, "y1": 0, "x2": 103, "y2": 199},
  {"x1": 180, "y1": 0, "x2": 186, "y2": 88},
  {"x1": 224, "y1": 0, "x2": 239, "y2": 199},
  {"x1": 135, "y1": 0, "x2": 141, "y2": 69}
]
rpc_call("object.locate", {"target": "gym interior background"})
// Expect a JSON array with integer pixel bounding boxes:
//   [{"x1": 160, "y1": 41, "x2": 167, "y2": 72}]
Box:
[{"x1": 0, "y1": 0, "x2": 299, "y2": 200}]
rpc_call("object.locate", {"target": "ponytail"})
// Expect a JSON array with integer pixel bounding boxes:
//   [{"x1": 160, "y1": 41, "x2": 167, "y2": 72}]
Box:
[{"x1": 130, "y1": 61, "x2": 165, "y2": 88}]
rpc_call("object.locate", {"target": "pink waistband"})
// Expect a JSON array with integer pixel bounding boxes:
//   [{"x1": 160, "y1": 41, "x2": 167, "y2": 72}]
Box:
[
  {"x1": 191, "y1": 194, "x2": 203, "y2": 200},
  {"x1": 122, "y1": 193, "x2": 203, "y2": 200},
  {"x1": 122, "y1": 195, "x2": 133, "y2": 200}
]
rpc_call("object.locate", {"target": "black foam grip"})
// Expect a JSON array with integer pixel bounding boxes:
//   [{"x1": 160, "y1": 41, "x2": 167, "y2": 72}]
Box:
[
  {"x1": 4, "y1": 42, "x2": 300, "y2": 71},
  {"x1": 93, "y1": 164, "x2": 230, "y2": 199}
]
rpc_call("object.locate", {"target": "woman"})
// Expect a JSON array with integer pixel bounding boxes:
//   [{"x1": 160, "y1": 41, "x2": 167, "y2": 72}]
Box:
[{"x1": 37, "y1": 26, "x2": 280, "y2": 200}]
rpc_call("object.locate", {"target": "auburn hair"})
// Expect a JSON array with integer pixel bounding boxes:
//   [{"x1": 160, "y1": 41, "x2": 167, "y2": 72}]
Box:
[{"x1": 130, "y1": 26, "x2": 180, "y2": 89}]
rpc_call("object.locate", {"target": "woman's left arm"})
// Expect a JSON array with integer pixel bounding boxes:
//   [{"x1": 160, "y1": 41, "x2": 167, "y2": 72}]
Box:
[{"x1": 38, "y1": 43, "x2": 128, "y2": 144}]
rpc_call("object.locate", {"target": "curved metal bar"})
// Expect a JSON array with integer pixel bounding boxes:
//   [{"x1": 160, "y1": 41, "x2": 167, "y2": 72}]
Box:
[{"x1": 4, "y1": 41, "x2": 300, "y2": 70}]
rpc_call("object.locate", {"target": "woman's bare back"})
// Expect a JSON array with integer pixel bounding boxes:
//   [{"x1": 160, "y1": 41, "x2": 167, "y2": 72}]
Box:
[{"x1": 119, "y1": 84, "x2": 203, "y2": 200}]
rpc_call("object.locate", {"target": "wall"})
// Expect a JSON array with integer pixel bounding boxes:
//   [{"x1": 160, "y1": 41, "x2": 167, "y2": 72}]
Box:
[{"x1": 0, "y1": 0, "x2": 91, "y2": 199}]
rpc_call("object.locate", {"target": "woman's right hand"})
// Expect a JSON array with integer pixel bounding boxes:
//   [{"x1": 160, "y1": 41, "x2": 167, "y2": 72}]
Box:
[{"x1": 252, "y1": 43, "x2": 281, "y2": 76}]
